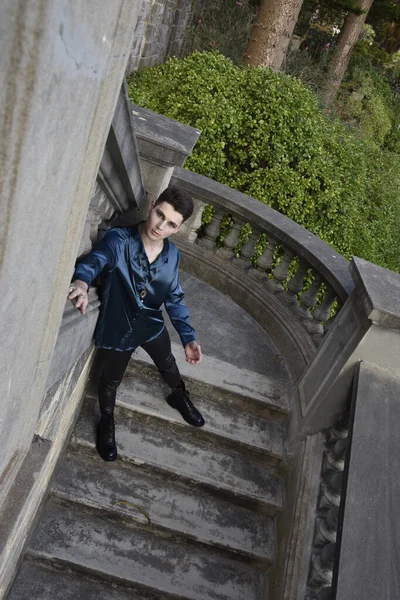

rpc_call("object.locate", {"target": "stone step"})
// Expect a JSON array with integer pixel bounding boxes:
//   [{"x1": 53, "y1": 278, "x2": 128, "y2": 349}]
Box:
[
  {"x1": 74, "y1": 402, "x2": 283, "y2": 515},
  {"x1": 113, "y1": 366, "x2": 283, "y2": 462},
  {"x1": 8, "y1": 559, "x2": 166, "y2": 600},
  {"x1": 27, "y1": 499, "x2": 268, "y2": 600},
  {"x1": 130, "y1": 342, "x2": 291, "y2": 418},
  {"x1": 52, "y1": 450, "x2": 276, "y2": 562}
]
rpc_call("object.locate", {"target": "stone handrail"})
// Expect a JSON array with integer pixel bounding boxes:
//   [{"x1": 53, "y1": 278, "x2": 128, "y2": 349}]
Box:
[{"x1": 171, "y1": 167, "x2": 354, "y2": 343}]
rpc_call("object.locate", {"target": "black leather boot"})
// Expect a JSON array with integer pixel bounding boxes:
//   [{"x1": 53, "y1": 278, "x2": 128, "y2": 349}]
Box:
[
  {"x1": 167, "y1": 382, "x2": 205, "y2": 428},
  {"x1": 96, "y1": 412, "x2": 117, "y2": 462}
]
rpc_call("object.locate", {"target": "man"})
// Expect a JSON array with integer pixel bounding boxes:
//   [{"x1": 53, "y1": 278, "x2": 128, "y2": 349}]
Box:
[{"x1": 68, "y1": 186, "x2": 204, "y2": 463}]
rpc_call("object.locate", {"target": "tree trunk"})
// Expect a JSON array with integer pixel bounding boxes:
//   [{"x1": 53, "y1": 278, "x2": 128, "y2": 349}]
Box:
[
  {"x1": 323, "y1": 0, "x2": 374, "y2": 106},
  {"x1": 381, "y1": 22, "x2": 400, "y2": 54},
  {"x1": 243, "y1": 0, "x2": 304, "y2": 71}
]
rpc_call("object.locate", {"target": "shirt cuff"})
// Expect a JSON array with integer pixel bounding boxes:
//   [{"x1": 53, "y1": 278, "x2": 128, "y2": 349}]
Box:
[
  {"x1": 181, "y1": 332, "x2": 197, "y2": 348},
  {"x1": 72, "y1": 272, "x2": 92, "y2": 289}
]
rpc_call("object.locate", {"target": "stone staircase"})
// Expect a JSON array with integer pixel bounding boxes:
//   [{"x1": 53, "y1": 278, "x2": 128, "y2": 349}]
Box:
[{"x1": 8, "y1": 274, "x2": 294, "y2": 600}]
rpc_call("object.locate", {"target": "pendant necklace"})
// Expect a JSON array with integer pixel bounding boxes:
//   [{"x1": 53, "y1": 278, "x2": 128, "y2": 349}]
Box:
[{"x1": 138, "y1": 254, "x2": 159, "y2": 302}]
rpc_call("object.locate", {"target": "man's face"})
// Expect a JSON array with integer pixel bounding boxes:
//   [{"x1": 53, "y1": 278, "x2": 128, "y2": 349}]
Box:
[{"x1": 144, "y1": 201, "x2": 184, "y2": 242}]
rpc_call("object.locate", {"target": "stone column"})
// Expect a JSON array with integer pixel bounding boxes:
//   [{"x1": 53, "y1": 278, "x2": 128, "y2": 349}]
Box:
[
  {"x1": 0, "y1": 1, "x2": 141, "y2": 594},
  {"x1": 131, "y1": 104, "x2": 201, "y2": 216}
]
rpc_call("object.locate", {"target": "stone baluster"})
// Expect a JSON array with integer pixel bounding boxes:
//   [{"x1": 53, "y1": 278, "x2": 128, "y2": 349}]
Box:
[
  {"x1": 197, "y1": 209, "x2": 224, "y2": 251},
  {"x1": 315, "y1": 506, "x2": 340, "y2": 546},
  {"x1": 323, "y1": 312, "x2": 338, "y2": 335},
  {"x1": 253, "y1": 235, "x2": 278, "y2": 279},
  {"x1": 326, "y1": 438, "x2": 348, "y2": 471},
  {"x1": 238, "y1": 226, "x2": 260, "y2": 269},
  {"x1": 309, "y1": 542, "x2": 336, "y2": 587},
  {"x1": 267, "y1": 247, "x2": 294, "y2": 294},
  {"x1": 284, "y1": 259, "x2": 309, "y2": 306},
  {"x1": 88, "y1": 208, "x2": 104, "y2": 246},
  {"x1": 218, "y1": 217, "x2": 244, "y2": 259},
  {"x1": 319, "y1": 472, "x2": 343, "y2": 509},
  {"x1": 329, "y1": 414, "x2": 349, "y2": 442},
  {"x1": 299, "y1": 272, "x2": 323, "y2": 318},
  {"x1": 187, "y1": 199, "x2": 207, "y2": 243},
  {"x1": 77, "y1": 190, "x2": 115, "y2": 257},
  {"x1": 317, "y1": 587, "x2": 334, "y2": 600},
  {"x1": 298, "y1": 272, "x2": 324, "y2": 335},
  {"x1": 313, "y1": 285, "x2": 336, "y2": 325}
]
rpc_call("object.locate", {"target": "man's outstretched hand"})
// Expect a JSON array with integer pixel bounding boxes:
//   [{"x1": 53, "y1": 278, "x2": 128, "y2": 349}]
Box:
[
  {"x1": 68, "y1": 280, "x2": 89, "y2": 315},
  {"x1": 185, "y1": 341, "x2": 202, "y2": 365}
]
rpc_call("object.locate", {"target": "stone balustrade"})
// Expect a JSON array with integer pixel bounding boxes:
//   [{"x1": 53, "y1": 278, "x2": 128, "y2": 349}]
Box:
[
  {"x1": 170, "y1": 167, "x2": 354, "y2": 378},
  {"x1": 200, "y1": 208, "x2": 338, "y2": 341}
]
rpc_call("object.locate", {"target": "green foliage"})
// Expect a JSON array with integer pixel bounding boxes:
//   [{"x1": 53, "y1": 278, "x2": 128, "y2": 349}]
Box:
[
  {"x1": 128, "y1": 51, "x2": 400, "y2": 272},
  {"x1": 284, "y1": 48, "x2": 332, "y2": 101},
  {"x1": 337, "y1": 53, "x2": 400, "y2": 149}
]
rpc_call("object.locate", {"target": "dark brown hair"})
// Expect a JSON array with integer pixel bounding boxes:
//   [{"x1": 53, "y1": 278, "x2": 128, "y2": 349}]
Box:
[{"x1": 155, "y1": 186, "x2": 194, "y2": 223}]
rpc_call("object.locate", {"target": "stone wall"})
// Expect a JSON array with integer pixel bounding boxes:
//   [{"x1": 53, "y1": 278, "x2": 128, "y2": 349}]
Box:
[
  {"x1": 128, "y1": 0, "x2": 198, "y2": 72},
  {"x1": 0, "y1": 3, "x2": 143, "y2": 596}
]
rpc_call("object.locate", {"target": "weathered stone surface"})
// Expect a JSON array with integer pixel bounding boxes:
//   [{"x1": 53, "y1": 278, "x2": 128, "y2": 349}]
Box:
[
  {"x1": 177, "y1": 239, "x2": 316, "y2": 380},
  {"x1": 8, "y1": 560, "x2": 162, "y2": 600},
  {"x1": 296, "y1": 255, "x2": 400, "y2": 441},
  {"x1": 132, "y1": 104, "x2": 201, "y2": 168},
  {"x1": 0, "y1": 0, "x2": 140, "y2": 522},
  {"x1": 129, "y1": 104, "x2": 201, "y2": 201},
  {"x1": 269, "y1": 433, "x2": 325, "y2": 600},
  {"x1": 350, "y1": 256, "x2": 400, "y2": 330},
  {"x1": 52, "y1": 450, "x2": 276, "y2": 561},
  {"x1": 0, "y1": 436, "x2": 51, "y2": 581},
  {"x1": 45, "y1": 292, "x2": 100, "y2": 392},
  {"x1": 128, "y1": 0, "x2": 197, "y2": 72},
  {"x1": 334, "y1": 361, "x2": 400, "y2": 600},
  {"x1": 28, "y1": 499, "x2": 268, "y2": 600},
  {"x1": 98, "y1": 83, "x2": 145, "y2": 213},
  {"x1": 131, "y1": 343, "x2": 290, "y2": 417},
  {"x1": 118, "y1": 360, "x2": 284, "y2": 460},
  {"x1": 172, "y1": 271, "x2": 292, "y2": 383},
  {"x1": 37, "y1": 347, "x2": 94, "y2": 441},
  {"x1": 298, "y1": 299, "x2": 363, "y2": 419},
  {"x1": 1, "y1": 348, "x2": 93, "y2": 599},
  {"x1": 74, "y1": 402, "x2": 283, "y2": 514}
]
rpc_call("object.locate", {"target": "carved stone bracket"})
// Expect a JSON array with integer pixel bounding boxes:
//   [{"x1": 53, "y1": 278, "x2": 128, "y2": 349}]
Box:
[{"x1": 305, "y1": 416, "x2": 349, "y2": 599}]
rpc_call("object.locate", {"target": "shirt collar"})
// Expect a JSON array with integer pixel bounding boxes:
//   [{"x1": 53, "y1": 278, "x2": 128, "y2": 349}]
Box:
[{"x1": 134, "y1": 223, "x2": 169, "y2": 264}]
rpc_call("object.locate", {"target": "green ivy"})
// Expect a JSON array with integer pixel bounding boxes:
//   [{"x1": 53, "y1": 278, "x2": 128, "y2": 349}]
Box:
[{"x1": 128, "y1": 52, "x2": 400, "y2": 272}]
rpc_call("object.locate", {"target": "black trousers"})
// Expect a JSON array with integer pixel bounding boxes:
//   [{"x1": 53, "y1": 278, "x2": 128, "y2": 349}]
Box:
[{"x1": 98, "y1": 327, "x2": 182, "y2": 414}]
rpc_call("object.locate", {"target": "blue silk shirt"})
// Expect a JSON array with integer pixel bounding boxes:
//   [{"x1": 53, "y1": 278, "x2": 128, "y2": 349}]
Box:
[{"x1": 73, "y1": 225, "x2": 196, "y2": 351}]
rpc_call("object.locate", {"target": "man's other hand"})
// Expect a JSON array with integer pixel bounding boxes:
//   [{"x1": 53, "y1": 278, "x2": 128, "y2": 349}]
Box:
[
  {"x1": 185, "y1": 341, "x2": 202, "y2": 365},
  {"x1": 68, "y1": 280, "x2": 89, "y2": 315}
]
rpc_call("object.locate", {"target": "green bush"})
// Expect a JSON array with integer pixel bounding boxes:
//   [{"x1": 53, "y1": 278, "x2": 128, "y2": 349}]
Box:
[
  {"x1": 337, "y1": 55, "x2": 400, "y2": 150},
  {"x1": 128, "y1": 51, "x2": 400, "y2": 272}
]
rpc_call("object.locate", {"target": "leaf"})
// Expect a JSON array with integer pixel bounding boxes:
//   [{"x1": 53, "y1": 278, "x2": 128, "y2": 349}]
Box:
[{"x1": 115, "y1": 500, "x2": 153, "y2": 530}]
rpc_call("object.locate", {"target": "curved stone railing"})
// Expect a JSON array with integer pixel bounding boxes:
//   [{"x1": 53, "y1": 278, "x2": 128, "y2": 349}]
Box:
[{"x1": 171, "y1": 167, "x2": 354, "y2": 376}]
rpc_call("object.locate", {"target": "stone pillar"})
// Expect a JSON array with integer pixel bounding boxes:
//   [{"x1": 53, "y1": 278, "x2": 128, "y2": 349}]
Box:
[
  {"x1": 334, "y1": 361, "x2": 400, "y2": 600},
  {"x1": 130, "y1": 104, "x2": 201, "y2": 217},
  {"x1": 0, "y1": 1, "x2": 141, "y2": 594}
]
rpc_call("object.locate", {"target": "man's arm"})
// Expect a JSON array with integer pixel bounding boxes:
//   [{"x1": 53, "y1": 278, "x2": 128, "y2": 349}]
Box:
[
  {"x1": 164, "y1": 268, "x2": 202, "y2": 365},
  {"x1": 68, "y1": 228, "x2": 128, "y2": 315}
]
